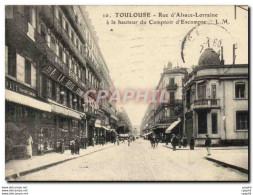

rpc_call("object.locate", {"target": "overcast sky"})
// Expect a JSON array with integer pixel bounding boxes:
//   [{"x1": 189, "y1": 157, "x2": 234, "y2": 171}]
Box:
[{"x1": 85, "y1": 6, "x2": 248, "y2": 126}]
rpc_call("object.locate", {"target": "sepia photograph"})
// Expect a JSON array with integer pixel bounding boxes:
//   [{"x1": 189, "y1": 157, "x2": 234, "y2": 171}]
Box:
[{"x1": 4, "y1": 5, "x2": 249, "y2": 182}]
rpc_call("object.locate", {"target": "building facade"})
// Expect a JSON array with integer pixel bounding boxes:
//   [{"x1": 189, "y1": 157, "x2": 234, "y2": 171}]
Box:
[
  {"x1": 183, "y1": 48, "x2": 248, "y2": 146},
  {"x1": 116, "y1": 107, "x2": 133, "y2": 136},
  {"x1": 5, "y1": 5, "x2": 118, "y2": 157},
  {"x1": 140, "y1": 62, "x2": 187, "y2": 141}
]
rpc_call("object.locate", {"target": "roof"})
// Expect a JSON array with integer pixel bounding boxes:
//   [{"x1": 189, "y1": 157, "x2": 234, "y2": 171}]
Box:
[{"x1": 198, "y1": 48, "x2": 221, "y2": 66}]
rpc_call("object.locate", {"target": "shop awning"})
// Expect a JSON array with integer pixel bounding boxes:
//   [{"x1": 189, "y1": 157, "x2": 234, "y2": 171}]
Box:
[
  {"x1": 111, "y1": 114, "x2": 119, "y2": 121},
  {"x1": 119, "y1": 134, "x2": 129, "y2": 137},
  {"x1": 95, "y1": 123, "x2": 102, "y2": 128},
  {"x1": 49, "y1": 99, "x2": 85, "y2": 120},
  {"x1": 5, "y1": 89, "x2": 51, "y2": 112},
  {"x1": 165, "y1": 119, "x2": 181, "y2": 134},
  {"x1": 101, "y1": 126, "x2": 110, "y2": 131}
]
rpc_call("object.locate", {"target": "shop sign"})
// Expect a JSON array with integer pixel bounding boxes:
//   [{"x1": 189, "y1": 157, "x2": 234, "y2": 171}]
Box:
[
  {"x1": 75, "y1": 88, "x2": 84, "y2": 97},
  {"x1": 6, "y1": 78, "x2": 36, "y2": 97}
]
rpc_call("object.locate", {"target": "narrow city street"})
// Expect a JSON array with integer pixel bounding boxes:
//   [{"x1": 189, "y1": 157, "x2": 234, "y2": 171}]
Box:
[{"x1": 17, "y1": 139, "x2": 248, "y2": 181}]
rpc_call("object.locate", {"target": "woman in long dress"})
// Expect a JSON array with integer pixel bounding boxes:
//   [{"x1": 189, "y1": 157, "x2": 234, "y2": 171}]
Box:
[{"x1": 26, "y1": 135, "x2": 33, "y2": 158}]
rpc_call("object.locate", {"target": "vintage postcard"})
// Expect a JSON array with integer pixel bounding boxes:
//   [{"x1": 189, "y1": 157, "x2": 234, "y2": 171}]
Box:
[{"x1": 5, "y1": 5, "x2": 248, "y2": 181}]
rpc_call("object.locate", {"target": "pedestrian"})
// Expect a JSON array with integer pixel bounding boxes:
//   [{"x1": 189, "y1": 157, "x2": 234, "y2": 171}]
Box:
[
  {"x1": 171, "y1": 134, "x2": 178, "y2": 151},
  {"x1": 5, "y1": 134, "x2": 13, "y2": 162},
  {"x1": 182, "y1": 135, "x2": 187, "y2": 148},
  {"x1": 26, "y1": 134, "x2": 33, "y2": 159},
  {"x1": 70, "y1": 139, "x2": 75, "y2": 155},
  {"x1": 165, "y1": 135, "x2": 169, "y2": 146},
  {"x1": 92, "y1": 137, "x2": 95, "y2": 147},
  {"x1": 155, "y1": 138, "x2": 159, "y2": 148},
  {"x1": 205, "y1": 134, "x2": 211, "y2": 156},
  {"x1": 117, "y1": 138, "x2": 120, "y2": 145},
  {"x1": 128, "y1": 137, "x2": 131, "y2": 146},
  {"x1": 84, "y1": 136, "x2": 88, "y2": 149},
  {"x1": 75, "y1": 136, "x2": 80, "y2": 155},
  {"x1": 60, "y1": 138, "x2": 65, "y2": 154},
  {"x1": 190, "y1": 136, "x2": 195, "y2": 150}
]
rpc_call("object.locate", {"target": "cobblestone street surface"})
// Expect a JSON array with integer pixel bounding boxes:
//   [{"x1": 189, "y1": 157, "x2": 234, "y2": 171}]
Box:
[{"x1": 14, "y1": 139, "x2": 248, "y2": 181}]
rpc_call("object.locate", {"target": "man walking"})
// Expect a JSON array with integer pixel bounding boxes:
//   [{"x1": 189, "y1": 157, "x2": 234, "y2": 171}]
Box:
[
  {"x1": 190, "y1": 136, "x2": 195, "y2": 150},
  {"x1": 171, "y1": 134, "x2": 178, "y2": 151},
  {"x1": 205, "y1": 134, "x2": 211, "y2": 156}
]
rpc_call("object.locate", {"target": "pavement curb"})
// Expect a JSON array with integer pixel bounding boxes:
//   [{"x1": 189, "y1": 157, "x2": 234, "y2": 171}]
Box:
[
  {"x1": 6, "y1": 145, "x2": 114, "y2": 181},
  {"x1": 205, "y1": 156, "x2": 248, "y2": 174}
]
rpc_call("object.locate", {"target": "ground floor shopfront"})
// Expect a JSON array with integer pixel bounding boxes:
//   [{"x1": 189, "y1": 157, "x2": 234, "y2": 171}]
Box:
[
  {"x1": 5, "y1": 95, "x2": 87, "y2": 159},
  {"x1": 184, "y1": 109, "x2": 248, "y2": 146}
]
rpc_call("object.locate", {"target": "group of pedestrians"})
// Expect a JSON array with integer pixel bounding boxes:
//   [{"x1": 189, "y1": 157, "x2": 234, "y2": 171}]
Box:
[
  {"x1": 70, "y1": 136, "x2": 81, "y2": 155},
  {"x1": 170, "y1": 134, "x2": 212, "y2": 156}
]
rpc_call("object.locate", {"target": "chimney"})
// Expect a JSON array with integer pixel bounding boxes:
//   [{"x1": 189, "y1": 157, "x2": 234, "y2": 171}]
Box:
[
  {"x1": 167, "y1": 61, "x2": 172, "y2": 69},
  {"x1": 233, "y1": 44, "x2": 237, "y2": 65},
  {"x1": 220, "y1": 46, "x2": 225, "y2": 65}
]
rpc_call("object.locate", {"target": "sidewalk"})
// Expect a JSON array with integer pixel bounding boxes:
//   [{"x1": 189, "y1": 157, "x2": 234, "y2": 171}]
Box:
[
  {"x1": 5, "y1": 143, "x2": 115, "y2": 180},
  {"x1": 163, "y1": 143, "x2": 248, "y2": 173}
]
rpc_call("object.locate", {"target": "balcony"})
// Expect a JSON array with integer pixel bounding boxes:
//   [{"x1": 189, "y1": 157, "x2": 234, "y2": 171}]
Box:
[
  {"x1": 40, "y1": 6, "x2": 102, "y2": 81},
  {"x1": 35, "y1": 29, "x2": 87, "y2": 92},
  {"x1": 60, "y1": 6, "x2": 86, "y2": 43},
  {"x1": 166, "y1": 83, "x2": 178, "y2": 91},
  {"x1": 193, "y1": 99, "x2": 220, "y2": 110}
]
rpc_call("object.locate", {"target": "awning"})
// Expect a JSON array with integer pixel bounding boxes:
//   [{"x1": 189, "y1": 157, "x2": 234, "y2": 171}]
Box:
[
  {"x1": 49, "y1": 99, "x2": 84, "y2": 120},
  {"x1": 95, "y1": 123, "x2": 102, "y2": 128},
  {"x1": 6, "y1": 89, "x2": 51, "y2": 112},
  {"x1": 102, "y1": 126, "x2": 110, "y2": 131},
  {"x1": 111, "y1": 114, "x2": 119, "y2": 121},
  {"x1": 165, "y1": 119, "x2": 181, "y2": 133},
  {"x1": 143, "y1": 131, "x2": 152, "y2": 136},
  {"x1": 95, "y1": 119, "x2": 102, "y2": 128},
  {"x1": 119, "y1": 134, "x2": 129, "y2": 138}
]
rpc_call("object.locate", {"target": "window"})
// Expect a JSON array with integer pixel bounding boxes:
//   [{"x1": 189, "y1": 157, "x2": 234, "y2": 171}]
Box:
[
  {"x1": 65, "y1": 53, "x2": 69, "y2": 67},
  {"x1": 236, "y1": 111, "x2": 248, "y2": 130},
  {"x1": 169, "y1": 78, "x2": 175, "y2": 85},
  {"x1": 170, "y1": 92, "x2": 175, "y2": 104},
  {"x1": 24, "y1": 6, "x2": 36, "y2": 28},
  {"x1": 211, "y1": 84, "x2": 216, "y2": 99},
  {"x1": 41, "y1": 25, "x2": 47, "y2": 42},
  {"x1": 7, "y1": 47, "x2": 16, "y2": 77},
  {"x1": 25, "y1": 59, "x2": 31, "y2": 85},
  {"x1": 186, "y1": 89, "x2": 191, "y2": 109},
  {"x1": 71, "y1": 31, "x2": 74, "y2": 42},
  {"x1": 198, "y1": 84, "x2": 206, "y2": 100},
  {"x1": 66, "y1": 90, "x2": 70, "y2": 107},
  {"x1": 76, "y1": 38, "x2": 79, "y2": 48},
  {"x1": 50, "y1": 36, "x2": 56, "y2": 53},
  {"x1": 65, "y1": 22, "x2": 69, "y2": 34},
  {"x1": 58, "y1": 12, "x2": 63, "y2": 26},
  {"x1": 75, "y1": 15, "x2": 78, "y2": 23},
  {"x1": 212, "y1": 113, "x2": 218, "y2": 134},
  {"x1": 235, "y1": 82, "x2": 246, "y2": 99},
  {"x1": 42, "y1": 75, "x2": 48, "y2": 97},
  {"x1": 59, "y1": 45, "x2": 63, "y2": 60},
  {"x1": 52, "y1": 80, "x2": 56, "y2": 100},
  {"x1": 198, "y1": 111, "x2": 207, "y2": 134}
]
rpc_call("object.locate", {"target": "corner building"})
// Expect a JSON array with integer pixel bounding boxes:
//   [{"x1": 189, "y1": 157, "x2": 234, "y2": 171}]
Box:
[{"x1": 183, "y1": 48, "x2": 248, "y2": 146}]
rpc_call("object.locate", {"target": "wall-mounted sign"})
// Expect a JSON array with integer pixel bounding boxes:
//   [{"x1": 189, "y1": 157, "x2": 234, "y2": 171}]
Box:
[{"x1": 6, "y1": 78, "x2": 37, "y2": 97}]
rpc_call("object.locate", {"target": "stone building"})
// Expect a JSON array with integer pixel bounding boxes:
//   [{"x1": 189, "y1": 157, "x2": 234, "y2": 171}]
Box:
[
  {"x1": 5, "y1": 5, "x2": 118, "y2": 157},
  {"x1": 183, "y1": 48, "x2": 248, "y2": 146}
]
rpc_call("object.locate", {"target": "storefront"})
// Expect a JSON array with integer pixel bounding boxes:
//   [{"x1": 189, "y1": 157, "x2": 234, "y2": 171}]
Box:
[{"x1": 5, "y1": 89, "x2": 52, "y2": 158}]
